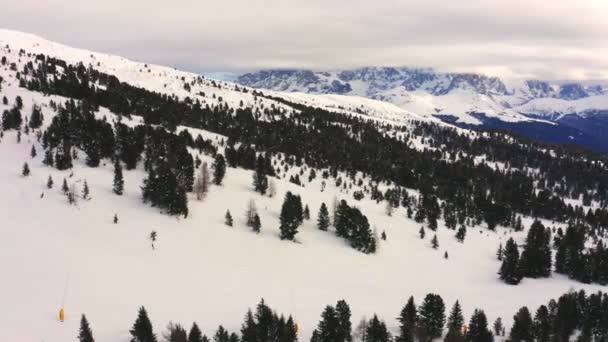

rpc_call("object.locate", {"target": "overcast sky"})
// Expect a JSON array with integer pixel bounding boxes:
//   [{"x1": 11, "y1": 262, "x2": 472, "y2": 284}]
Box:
[{"x1": 2, "y1": 0, "x2": 607, "y2": 81}]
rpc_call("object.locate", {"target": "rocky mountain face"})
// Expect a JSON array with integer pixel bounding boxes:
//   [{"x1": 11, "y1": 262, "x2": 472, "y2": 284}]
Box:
[{"x1": 237, "y1": 67, "x2": 608, "y2": 152}]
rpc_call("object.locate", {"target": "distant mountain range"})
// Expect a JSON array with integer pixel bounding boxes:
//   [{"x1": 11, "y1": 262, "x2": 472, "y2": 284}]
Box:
[{"x1": 236, "y1": 67, "x2": 608, "y2": 152}]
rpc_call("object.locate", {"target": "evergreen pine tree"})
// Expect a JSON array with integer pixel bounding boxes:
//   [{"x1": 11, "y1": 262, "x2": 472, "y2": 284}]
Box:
[
  {"x1": 279, "y1": 191, "x2": 301, "y2": 241},
  {"x1": 188, "y1": 323, "x2": 204, "y2": 342},
  {"x1": 194, "y1": 162, "x2": 211, "y2": 201},
  {"x1": 164, "y1": 322, "x2": 188, "y2": 342},
  {"x1": 30, "y1": 145, "x2": 37, "y2": 158},
  {"x1": 130, "y1": 306, "x2": 157, "y2": 342},
  {"x1": 252, "y1": 214, "x2": 261, "y2": 233},
  {"x1": 396, "y1": 297, "x2": 418, "y2": 342},
  {"x1": 455, "y1": 226, "x2": 466, "y2": 243},
  {"x1": 336, "y1": 299, "x2": 352, "y2": 342},
  {"x1": 466, "y1": 309, "x2": 493, "y2": 342},
  {"x1": 82, "y1": 180, "x2": 90, "y2": 199},
  {"x1": 47, "y1": 175, "x2": 54, "y2": 189},
  {"x1": 519, "y1": 220, "x2": 552, "y2": 278},
  {"x1": 419, "y1": 227, "x2": 426, "y2": 239},
  {"x1": 228, "y1": 333, "x2": 239, "y2": 342},
  {"x1": 29, "y1": 105, "x2": 43, "y2": 129},
  {"x1": 447, "y1": 300, "x2": 464, "y2": 332},
  {"x1": 510, "y1": 307, "x2": 533, "y2": 342},
  {"x1": 252, "y1": 155, "x2": 268, "y2": 194},
  {"x1": 62, "y1": 178, "x2": 69, "y2": 194},
  {"x1": 365, "y1": 315, "x2": 391, "y2": 342},
  {"x1": 444, "y1": 300, "x2": 466, "y2": 342},
  {"x1": 418, "y1": 293, "x2": 446, "y2": 338},
  {"x1": 113, "y1": 158, "x2": 124, "y2": 195},
  {"x1": 532, "y1": 305, "x2": 550, "y2": 342},
  {"x1": 22, "y1": 162, "x2": 30, "y2": 176},
  {"x1": 213, "y1": 326, "x2": 229, "y2": 342},
  {"x1": 492, "y1": 318, "x2": 503, "y2": 337},
  {"x1": 43, "y1": 149, "x2": 54, "y2": 167},
  {"x1": 304, "y1": 205, "x2": 310, "y2": 220},
  {"x1": 431, "y1": 235, "x2": 439, "y2": 249},
  {"x1": 212, "y1": 154, "x2": 226, "y2": 185},
  {"x1": 496, "y1": 243, "x2": 503, "y2": 261},
  {"x1": 315, "y1": 306, "x2": 340, "y2": 342},
  {"x1": 240, "y1": 310, "x2": 256, "y2": 342},
  {"x1": 499, "y1": 238, "x2": 522, "y2": 285},
  {"x1": 245, "y1": 199, "x2": 257, "y2": 228},
  {"x1": 78, "y1": 314, "x2": 95, "y2": 342},
  {"x1": 318, "y1": 202, "x2": 330, "y2": 231},
  {"x1": 225, "y1": 210, "x2": 233, "y2": 227}
]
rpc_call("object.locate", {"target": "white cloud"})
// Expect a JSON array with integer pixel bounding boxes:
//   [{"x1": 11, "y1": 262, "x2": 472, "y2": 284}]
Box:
[{"x1": 1, "y1": 0, "x2": 607, "y2": 81}]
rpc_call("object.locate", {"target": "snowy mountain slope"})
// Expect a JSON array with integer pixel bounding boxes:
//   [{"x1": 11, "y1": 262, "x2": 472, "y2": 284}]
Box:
[
  {"x1": 0, "y1": 29, "x2": 606, "y2": 342},
  {"x1": 236, "y1": 68, "x2": 608, "y2": 151},
  {"x1": 0, "y1": 29, "x2": 448, "y2": 129},
  {"x1": 1, "y1": 78, "x2": 605, "y2": 342}
]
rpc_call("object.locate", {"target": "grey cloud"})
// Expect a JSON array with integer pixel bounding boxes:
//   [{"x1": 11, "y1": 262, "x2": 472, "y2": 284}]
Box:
[{"x1": 1, "y1": 0, "x2": 607, "y2": 81}]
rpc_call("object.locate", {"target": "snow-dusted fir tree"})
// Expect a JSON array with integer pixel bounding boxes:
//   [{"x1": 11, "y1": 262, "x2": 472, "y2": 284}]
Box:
[
  {"x1": 212, "y1": 154, "x2": 226, "y2": 185},
  {"x1": 317, "y1": 202, "x2": 330, "y2": 231},
  {"x1": 245, "y1": 199, "x2": 258, "y2": 230},
  {"x1": 78, "y1": 314, "x2": 95, "y2": 342},
  {"x1": 112, "y1": 158, "x2": 124, "y2": 195},
  {"x1": 194, "y1": 162, "x2": 210, "y2": 201}
]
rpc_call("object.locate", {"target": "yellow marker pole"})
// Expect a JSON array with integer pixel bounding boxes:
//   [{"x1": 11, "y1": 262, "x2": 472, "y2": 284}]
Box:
[{"x1": 59, "y1": 308, "x2": 65, "y2": 322}]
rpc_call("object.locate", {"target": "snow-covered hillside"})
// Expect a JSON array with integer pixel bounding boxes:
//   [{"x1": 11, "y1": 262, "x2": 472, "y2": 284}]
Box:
[
  {"x1": 0, "y1": 29, "x2": 605, "y2": 342},
  {"x1": 1, "y1": 82, "x2": 605, "y2": 342},
  {"x1": 0, "y1": 29, "x2": 447, "y2": 129}
]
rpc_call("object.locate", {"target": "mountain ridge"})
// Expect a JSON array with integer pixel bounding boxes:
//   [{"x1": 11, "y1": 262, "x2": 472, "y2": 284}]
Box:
[{"x1": 236, "y1": 67, "x2": 608, "y2": 151}]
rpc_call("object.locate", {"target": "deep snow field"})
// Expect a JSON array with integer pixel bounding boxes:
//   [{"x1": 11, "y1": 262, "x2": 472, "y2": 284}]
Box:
[
  {"x1": 0, "y1": 28, "x2": 605, "y2": 342},
  {"x1": 0, "y1": 90, "x2": 605, "y2": 342}
]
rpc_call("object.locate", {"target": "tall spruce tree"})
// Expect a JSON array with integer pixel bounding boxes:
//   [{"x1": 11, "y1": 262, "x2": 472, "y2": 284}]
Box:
[
  {"x1": 532, "y1": 305, "x2": 550, "y2": 342},
  {"x1": 22, "y1": 162, "x2": 30, "y2": 176},
  {"x1": 252, "y1": 155, "x2": 268, "y2": 194},
  {"x1": 240, "y1": 309, "x2": 256, "y2": 342},
  {"x1": 225, "y1": 210, "x2": 233, "y2": 227},
  {"x1": 188, "y1": 323, "x2": 204, "y2": 342},
  {"x1": 213, "y1": 326, "x2": 229, "y2": 342},
  {"x1": 212, "y1": 154, "x2": 226, "y2": 185},
  {"x1": 82, "y1": 180, "x2": 90, "y2": 199},
  {"x1": 252, "y1": 214, "x2": 261, "y2": 233},
  {"x1": 455, "y1": 226, "x2": 466, "y2": 243},
  {"x1": 130, "y1": 306, "x2": 157, "y2": 342},
  {"x1": 279, "y1": 191, "x2": 302, "y2": 241},
  {"x1": 397, "y1": 296, "x2": 417, "y2": 342},
  {"x1": 447, "y1": 300, "x2": 464, "y2": 332},
  {"x1": 113, "y1": 158, "x2": 124, "y2": 195},
  {"x1": 78, "y1": 314, "x2": 95, "y2": 342},
  {"x1": 431, "y1": 235, "x2": 439, "y2": 249},
  {"x1": 499, "y1": 238, "x2": 522, "y2": 285},
  {"x1": 318, "y1": 202, "x2": 330, "y2": 231},
  {"x1": 336, "y1": 299, "x2": 352, "y2": 342},
  {"x1": 365, "y1": 315, "x2": 391, "y2": 342},
  {"x1": 519, "y1": 220, "x2": 552, "y2": 278},
  {"x1": 315, "y1": 306, "x2": 340, "y2": 342},
  {"x1": 418, "y1": 293, "x2": 446, "y2": 338},
  {"x1": 466, "y1": 309, "x2": 493, "y2": 342},
  {"x1": 510, "y1": 307, "x2": 533, "y2": 342},
  {"x1": 164, "y1": 323, "x2": 188, "y2": 342}
]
